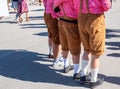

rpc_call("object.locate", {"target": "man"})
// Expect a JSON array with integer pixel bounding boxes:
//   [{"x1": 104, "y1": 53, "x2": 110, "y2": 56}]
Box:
[
  {"x1": 77, "y1": 0, "x2": 112, "y2": 88},
  {"x1": 43, "y1": 0, "x2": 64, "y2": 67},
  {"x1": 53, "y1": 0, "x2": 81, "y2": 79}
]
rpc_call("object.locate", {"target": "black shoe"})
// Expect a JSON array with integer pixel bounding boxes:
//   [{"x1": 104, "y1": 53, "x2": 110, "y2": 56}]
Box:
[
  {"x1": 80, "y1": 76, "x2": 91, "y2": 84},
  {"x1": 90, "y1": 78, "x2": 104, "y2": 89},
  {"x1": 48, "y1": 54, "x2": 53, "y2": 58},
  {"x1": 73, "y1": 73, "x2": 80, "y2": 81},
  {"x1": 64, "y1": 65, "x2": 73, "y2": 73}
]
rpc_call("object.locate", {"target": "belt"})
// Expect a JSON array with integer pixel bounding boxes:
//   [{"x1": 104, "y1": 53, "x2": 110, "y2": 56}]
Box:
[{"x1": 59, "y1": 18, "x2": 78, "y2": 24}]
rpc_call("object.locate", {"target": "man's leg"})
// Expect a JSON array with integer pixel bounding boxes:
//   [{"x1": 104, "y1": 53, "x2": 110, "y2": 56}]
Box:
[
  {"x1": 62, "y1": 51, "x2": 73, "y2": 73},
  {"x1": 72, "y1": 55, "x2": 80, "y2": 80},
  {"x1": 48, "y1": 38, "x2": 53, "y2": 58},
  {"x1": 19, "y1": 14, "x2": 23, "y2": 23},
  {"x1": 80, "y1": 51, "x2": 91, "y2": 83},
  {"x1": 26, "y1": 12, "x2": 30, "y2": 21},
  {"x1": 81, "y1": 51, "x2": 90, "y2": 76},
  {"x1": 52, "y1": 44, "x2": 64, "y2": 67},
  {"x1": 90, "y1": 55, "x2": 104, "y2": 88}
]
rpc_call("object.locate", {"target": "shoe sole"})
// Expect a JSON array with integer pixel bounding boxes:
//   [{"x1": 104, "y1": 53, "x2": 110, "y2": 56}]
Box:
[
  {"x1": 64, "y1": 66, "x2": 74, "y2": 73},
  {"x1": 90, "y1": 83, "x2": 103, "y2": 89},
  {"x1": 52, "y1": 63, "x2": 64, "y2": 68}
]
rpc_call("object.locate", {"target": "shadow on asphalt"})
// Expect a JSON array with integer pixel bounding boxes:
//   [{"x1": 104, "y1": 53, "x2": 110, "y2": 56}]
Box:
[
  {"x1": 18, "y1": 14, "x2": 46, "y2": 29},
  {"x1": 0, "y1": 21, "x2": 12, "y2": 24},
  {"x1": 31, "y1": 8, "x2": 45, "y2": 12},
  {"x1": 98, "y1": 74, "x2": 120, "y2": 86},
  {"x1": 106, "y1": 29, "x2": 120, "y2": 39},
  {"x1": 0, "y1": 49, "x2": 82, "y2": 87},
  {"x1": 106, "y1": 29, "x2": 120, "y2": 57},
  {"x1": 21, "y1": 26, "x2": 46, "y2": 29},
  {"x1": 106, "y1": 42, "x2": 120, "y2": 57},
  {"x1": 29, "y1": 16, "x2": 44, "y2": 20},
  {"x1": 20, "y1": 23, "x2": 47, "y2": 29},
  {"x1": 20, "y1": 23, "x2": 46, "y2": 26},
  {"x1": 33, "y1": 32, "x2": 48, "y2": 36}
]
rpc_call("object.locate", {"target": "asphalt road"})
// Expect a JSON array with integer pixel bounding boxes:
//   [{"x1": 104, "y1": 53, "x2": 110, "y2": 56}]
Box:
[{"x1": 0, "y1": 1, "x2": 120, "y2": 89}]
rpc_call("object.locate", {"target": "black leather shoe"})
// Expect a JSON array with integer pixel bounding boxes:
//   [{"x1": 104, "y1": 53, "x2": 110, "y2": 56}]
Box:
[
  {"x1": 73, "y1": 73, "x2": 80, "y2": 81},
  {"x1": 80, "y1": 76, "x2": 91, "y2": 84}
]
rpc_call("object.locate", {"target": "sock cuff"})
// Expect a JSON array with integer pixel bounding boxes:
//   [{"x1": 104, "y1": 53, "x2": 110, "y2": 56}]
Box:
[
  {"x1": 90, "y1": 68, "x2": 99, "y2": 72},
  {"x1": 82, "y1": 59, "x2": 89, "y2": 64}
]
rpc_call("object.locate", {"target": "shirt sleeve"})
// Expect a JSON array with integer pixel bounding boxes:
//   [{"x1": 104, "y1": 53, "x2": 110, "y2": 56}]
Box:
[
  {"x1": 43, "y1": 0, "x2": 47, "y2": 7},
  {"x1": 102, "y1": 0, "x2": 112, "y2": 11}
]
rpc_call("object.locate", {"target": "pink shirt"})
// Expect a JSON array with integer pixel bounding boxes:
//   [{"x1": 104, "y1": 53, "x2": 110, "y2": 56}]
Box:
[
  {"x1": 49, "y1": 0, "x2": 58, "y2": 18},
  {"x1": 54, "y1": 0, "x2": 78, "y2": 19},
  {"x1": 43, "y1": 0, "x2": 50, "y2": 14},
  {"x1": 43, "y1": 0, "x2": 58, "y2": 18},
  {"x1": 75, "y1": 0, "x2": 112, "y2": 14},
  {"x1": 43, "y1": 0, "x2": 46, "y2": 7}
]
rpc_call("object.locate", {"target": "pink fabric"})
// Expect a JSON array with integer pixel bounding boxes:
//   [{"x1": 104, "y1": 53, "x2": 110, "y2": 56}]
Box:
[
  {"x1": 75, "y1": 0, "x2": 112, "y2": 14},
  {"x1": 54, "y1": 0, "x2": 78, "y2": 19},
  {"x1": 49, "y1": 0, "x2": 58, "y2": 18},
  {"x1": 43, "y1": 0, "x2": 51, "y2": 14},
  {"x1": 43, "y1": 0, "x2": 58, "y2": 18},
  {"x1": 43, "y1": 0, "x2": 47, "y2": 7},
  {"x1": 18, "y1": 0, "x2": 28, "y2": 14}
]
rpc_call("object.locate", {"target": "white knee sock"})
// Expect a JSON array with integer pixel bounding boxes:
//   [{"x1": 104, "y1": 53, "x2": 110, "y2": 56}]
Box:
[
  {"x1": 74, "y1": 64, "x2": 80, "y2": 74},
  {"x1": 90, "y1": 68, "x2": 99, "y2": 82},
  {"x1": 63, "y1": 58, "x2": 69, "y2": 68},
  {"x1": 81, "y1": 60, "x2": 89, "y2": 76},
  {"x1": 49, "y1": 46, "x2": 53, "y2": 55},
  {"x1": 57, "y1": 52, "x2": 63, "y2": 61}
]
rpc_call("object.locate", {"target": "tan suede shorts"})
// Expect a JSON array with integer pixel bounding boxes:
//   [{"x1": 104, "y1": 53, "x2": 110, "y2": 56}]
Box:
[
  {"x1": 58, "y1": 17, "x2": 81, "y2": 56},
  {"x1": 44, "y1": 13, "x2": 60, "y2": 45},
  {"x1": 78, "y1": 13, "x2": 106, "y2": 56}
]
